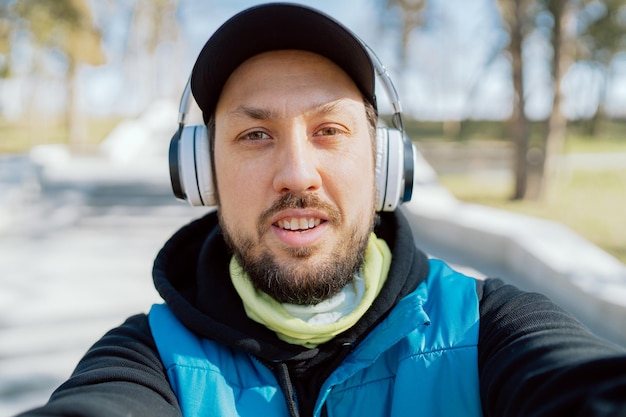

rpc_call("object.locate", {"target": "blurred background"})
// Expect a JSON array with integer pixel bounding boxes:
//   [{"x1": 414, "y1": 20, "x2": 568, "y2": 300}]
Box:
[{"x1": 0, "y1": 0, "x2": 625, "y2": 414}]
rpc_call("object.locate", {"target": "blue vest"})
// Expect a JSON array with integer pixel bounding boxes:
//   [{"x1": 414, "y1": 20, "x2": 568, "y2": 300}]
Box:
[{"x1": 149, "y1": 259, "x2": 483, "y2": 417}]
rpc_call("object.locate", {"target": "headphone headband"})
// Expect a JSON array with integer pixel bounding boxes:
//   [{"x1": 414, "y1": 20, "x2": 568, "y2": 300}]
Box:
[{"x1": 169, "y1": 9, "x2": 415, "y2": 211}]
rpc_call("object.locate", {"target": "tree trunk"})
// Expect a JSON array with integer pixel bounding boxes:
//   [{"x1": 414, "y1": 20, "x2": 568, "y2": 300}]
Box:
[
  {"x1": 66, "y1": 61, "x2": 87, "y2": 151},
  {"x1": 509, "y1": 0, "x2": 530, "y2": 200},
  {"x1": 586, "y1": 66, "x2": 608, "y2": 137},
  {"x1": 537, "y1": 0, "x2": 575, "y2": 200}
]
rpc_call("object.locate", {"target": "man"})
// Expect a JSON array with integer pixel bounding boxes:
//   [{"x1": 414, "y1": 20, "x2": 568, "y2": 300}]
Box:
[{"x1": 18, "y1": 3, "x2": 626, "y2": 417}]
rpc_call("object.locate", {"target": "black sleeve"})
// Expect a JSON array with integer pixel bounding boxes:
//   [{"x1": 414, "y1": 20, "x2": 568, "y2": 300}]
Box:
[
  {"x1": 15, "y1": 314, "x2": 181, "y2": 417},
  {"x1": 478, "y1": 278, "x2": 626, "y2": 417}
]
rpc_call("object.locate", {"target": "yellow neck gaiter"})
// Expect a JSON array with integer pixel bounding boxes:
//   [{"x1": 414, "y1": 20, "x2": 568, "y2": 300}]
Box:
[{"x1": 230, "y1": 233, "x2": 392, "y2": 348}]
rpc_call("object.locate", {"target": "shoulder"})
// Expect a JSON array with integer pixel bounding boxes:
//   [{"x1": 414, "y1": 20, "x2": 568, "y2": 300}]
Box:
[
  {"x1": 87, "y1": 313, "x2": 155, "y2": 351},
  {"x1": 477, "y1": 277, "x2": 581, "y2": 334},
  {"x1": 423, "y1": 259, "x2": 483, "y2": 307},
  {"x1": 68, "y1": 313, "x2": 164, "y2": 380}
]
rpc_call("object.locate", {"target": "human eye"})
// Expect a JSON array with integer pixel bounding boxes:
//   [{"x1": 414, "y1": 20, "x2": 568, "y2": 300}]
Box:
[
  {"x1": 239, "y1": 130, "x2": 271, "y2": 141},
  {"x1": 314, "y1": 125, "x2": 345, "y2": 137}
]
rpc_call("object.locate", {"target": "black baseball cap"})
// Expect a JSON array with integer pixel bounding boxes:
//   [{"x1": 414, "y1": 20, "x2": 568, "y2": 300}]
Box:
[{"x1": 190, "y1": 2, "x2": 376, "y2": 123}]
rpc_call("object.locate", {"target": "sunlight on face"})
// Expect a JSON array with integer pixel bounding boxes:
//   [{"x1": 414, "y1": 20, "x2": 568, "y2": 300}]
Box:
[{"x1": 214, "y1": 50, "x2": 376, "y2": 304}]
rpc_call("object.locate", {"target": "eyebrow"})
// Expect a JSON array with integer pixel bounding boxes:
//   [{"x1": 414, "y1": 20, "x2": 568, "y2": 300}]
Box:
[
  {"x1": 228, "y1": 100, "x2": 349, "y2": 121},
  {"x1": 230, "y1": 106, "x2": 276, "y2": 120}
]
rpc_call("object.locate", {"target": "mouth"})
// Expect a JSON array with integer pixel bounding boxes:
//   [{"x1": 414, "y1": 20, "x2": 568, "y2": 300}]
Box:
[{"x1": 275, "y1": 217, "x2": 324, "y2": 231}]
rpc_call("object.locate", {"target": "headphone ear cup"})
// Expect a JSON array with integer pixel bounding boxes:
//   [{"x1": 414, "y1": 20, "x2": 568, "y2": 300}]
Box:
[
  {"x1": 192, "y1": 125, "x2": 217, "y2": 206},
  {"x1": 376, "y1": 127, "x2": 408, "y2": 212},
  {"x1": 169, "y1": 128, "x2": 185, "y2": 200},
  {"x1": 374, "y1": 127, "x2": 388, "y2": 212},
  {"x1": 401, "y1": 132, "x2": 415, "y2": 204},
  {"x1": 171, "y1": 125, "x2": 216, "y2": 206}
]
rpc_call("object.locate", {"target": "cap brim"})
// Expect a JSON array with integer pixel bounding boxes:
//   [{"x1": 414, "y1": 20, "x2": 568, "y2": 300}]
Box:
[{"x1": 190, "y1": 3, "x2": 375, "y2": 121}]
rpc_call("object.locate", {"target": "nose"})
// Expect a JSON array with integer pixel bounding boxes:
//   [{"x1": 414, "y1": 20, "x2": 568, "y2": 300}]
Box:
[{"x1": 272, "y1": 131, "x2": 322, "y2": 194}]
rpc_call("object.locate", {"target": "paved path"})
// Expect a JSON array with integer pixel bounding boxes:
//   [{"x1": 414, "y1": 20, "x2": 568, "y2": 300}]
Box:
[{"x1": 0, "y1": 152, "x2": 209, "y2": 415}]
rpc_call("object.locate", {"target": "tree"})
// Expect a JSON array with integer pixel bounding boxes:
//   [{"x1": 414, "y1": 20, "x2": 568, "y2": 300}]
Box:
[
  {"x1": 12, "y1": 0, "x2": 105, "y2": 148},
  {"x1": 0, "y1": 0, "x2": 11, "y2": 79},
  {"x1": 125, "y1": 0, "x2": 180, "y2": 105},
  {"x1": 576, "y1": 0, "x2": 626, "y2": 135},
  {"x1": 537, "y1": 0, "x2": 577, "y2": 200},
  {"x1": 382, "y1": 0, "x2": 427, "y2": 68},
  {"x1": 381, "y1": 0, "x2": 543, "y2": 200},
  {"x1": 498, "y1": 0, "x2": 578, "y2": 201},
  {"x1": 497, "y1": 0, "x2": 537, "y2": 200}
]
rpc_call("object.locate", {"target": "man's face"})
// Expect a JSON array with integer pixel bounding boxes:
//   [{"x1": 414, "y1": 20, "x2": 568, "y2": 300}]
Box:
[{"x1": 213, "y1": 50, "x2": 376, "y2": 305}]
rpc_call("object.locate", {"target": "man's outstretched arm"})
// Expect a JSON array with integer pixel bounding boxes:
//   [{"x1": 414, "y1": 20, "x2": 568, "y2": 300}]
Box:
[{"x1": 478, "y1": 278, "x2": 626, "y2": 417}]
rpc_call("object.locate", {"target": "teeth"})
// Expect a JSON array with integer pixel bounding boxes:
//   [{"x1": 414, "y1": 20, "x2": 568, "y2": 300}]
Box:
[{"x1": 277, "y1": 217, "x2": 321, "y2": 231}]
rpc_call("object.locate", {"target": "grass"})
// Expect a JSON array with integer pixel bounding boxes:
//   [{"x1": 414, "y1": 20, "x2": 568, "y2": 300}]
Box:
[
  {"x1": 0, "y1": 117, "x2": 123, "y2": 154},
  {"x1": 564, "y1": 136, "x2": 626, "y2": 154},
  {"x1": 438, "y1": 167, "x2": 626, "y2": 265}
]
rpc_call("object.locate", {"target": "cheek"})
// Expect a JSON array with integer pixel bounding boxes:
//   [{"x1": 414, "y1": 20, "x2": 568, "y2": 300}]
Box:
[
  {"x1": 328, "y1": 153, "x2": 376, "y2": 209},
  {"x1": 214, "y1": 153, "x2": 262, "y2": 221},
  {"x1": 216, "y1": 172, "x2": 266, "y2": 242}
]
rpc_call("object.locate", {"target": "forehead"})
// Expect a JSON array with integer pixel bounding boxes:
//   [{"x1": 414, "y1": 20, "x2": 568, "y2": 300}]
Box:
[{"x1": 215, "y1": 50, "x2": 364, "y2": 116}]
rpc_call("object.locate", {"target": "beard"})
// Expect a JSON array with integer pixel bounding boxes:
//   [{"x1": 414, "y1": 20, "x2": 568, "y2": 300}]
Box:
[{"x1": 219, "y1": 193, "x2": 375, "y2": 305}]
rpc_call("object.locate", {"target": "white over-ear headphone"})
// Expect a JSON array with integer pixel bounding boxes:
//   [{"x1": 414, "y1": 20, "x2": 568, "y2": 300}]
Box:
[{"x1": 169, "y1": 47, "x2": 415, "y2": 212}]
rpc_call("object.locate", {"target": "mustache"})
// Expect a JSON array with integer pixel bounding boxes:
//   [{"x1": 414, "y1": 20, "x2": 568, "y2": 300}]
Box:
[{"x1": 258, "y1": 193, "x2": 341, "y2": 231}]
